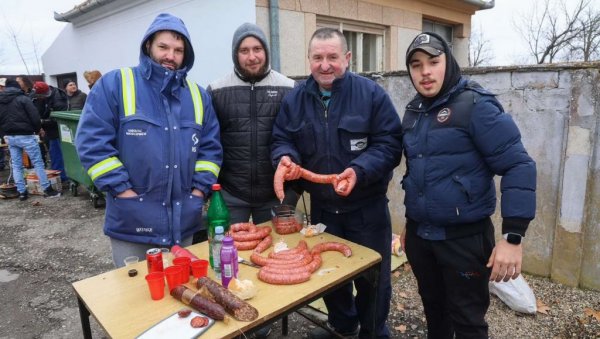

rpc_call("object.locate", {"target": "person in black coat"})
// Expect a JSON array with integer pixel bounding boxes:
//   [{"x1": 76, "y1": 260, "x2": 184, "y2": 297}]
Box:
[
  {"x1": 0, "y1": 79, "x2": 61, "y2": 200},
  {"x1": 63, "y1": 79, "x2": 87, "y2": 110}
]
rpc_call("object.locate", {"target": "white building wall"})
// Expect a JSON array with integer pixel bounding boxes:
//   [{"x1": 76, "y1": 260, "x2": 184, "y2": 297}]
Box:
[{"x1": 42, "y1": 0, "x2": 254, "y2": 90}]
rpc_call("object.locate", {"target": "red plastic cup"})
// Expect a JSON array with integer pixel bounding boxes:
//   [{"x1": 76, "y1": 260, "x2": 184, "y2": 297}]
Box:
[
  {"x1": 172, "y1": 256, "x2": 191, "y2": 284},
  {"x1": 164, "y1": 265, "x2": 183, "y2": 291},
  {"x1": 145, "y1": 272, "x2": 165, "y2": 300},
  {"x1": 190, "y1": 259, "x2": 209, "y2": 278}
]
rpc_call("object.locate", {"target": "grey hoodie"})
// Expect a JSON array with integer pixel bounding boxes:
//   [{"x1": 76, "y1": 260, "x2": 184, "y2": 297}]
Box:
[{"x1": 231, "y1": 22, "x2": 271, "y2": 81}]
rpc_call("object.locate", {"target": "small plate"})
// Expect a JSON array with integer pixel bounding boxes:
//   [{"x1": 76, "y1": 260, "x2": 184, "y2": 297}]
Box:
[{"x1": 136, "y1": 310, "x2": 215, "y2": 339}]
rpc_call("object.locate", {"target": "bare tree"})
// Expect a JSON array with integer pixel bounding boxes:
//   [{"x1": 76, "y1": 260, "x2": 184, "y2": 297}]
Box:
[
  {"x1": 516, "y1": 0, "x2": 590, "y2": 64},
  {"x1": 4, "y1": 21, "x2": 31, "y2": 74},
  {"x1": 566, "y1": 8, "x2": 600, "y2": 61},
  {"x1": 469, "y1": 24, "x2": 494, "y2": 66}
]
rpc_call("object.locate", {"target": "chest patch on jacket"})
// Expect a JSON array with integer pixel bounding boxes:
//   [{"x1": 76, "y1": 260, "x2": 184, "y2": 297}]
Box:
[
  {"x1": 437, "y1": 108, "x2": 451, "y2": 124},
  {"x1": 125, "y1": 128, "x2": 147, "y2": 136},
  {"x1": 351, "y1": 137, "x2": 368, "y2": 151},
  {"x1": 267, "y1": 90, "x2": 278, "y2": 97}
]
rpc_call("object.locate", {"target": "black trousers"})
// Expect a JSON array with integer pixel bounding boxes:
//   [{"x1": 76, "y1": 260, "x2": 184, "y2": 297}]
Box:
[{"x1": 405, "y1": 223, "x2": 495, "y2": 339}]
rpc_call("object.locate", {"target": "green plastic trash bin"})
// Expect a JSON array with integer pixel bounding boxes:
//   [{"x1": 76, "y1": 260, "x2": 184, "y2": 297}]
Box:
[{"x1": 51, "y1": 110, "x2": 105, "y2": 208}]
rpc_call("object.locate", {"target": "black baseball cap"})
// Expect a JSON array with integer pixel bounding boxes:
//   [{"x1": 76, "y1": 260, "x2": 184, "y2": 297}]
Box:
[{"x1": 407, "y1": 33, "x2": 445, "y2": 60}]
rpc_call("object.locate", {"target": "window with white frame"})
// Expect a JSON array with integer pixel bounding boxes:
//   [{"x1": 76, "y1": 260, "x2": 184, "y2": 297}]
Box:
[
  {"x1": 317, "y1": 18, "x2": 385, "y2": 73},
  {"x1": 423, "y1": 19, "x2": 453, "y2": 50}
]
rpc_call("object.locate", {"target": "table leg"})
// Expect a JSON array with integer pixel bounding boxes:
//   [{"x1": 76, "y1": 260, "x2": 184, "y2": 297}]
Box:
[
  {"x1": 77, "y1": 296, "x2": 93, "y2": 339},
  {"x1": 365, "y1": 262, "x2": 380, "y2": 339}
]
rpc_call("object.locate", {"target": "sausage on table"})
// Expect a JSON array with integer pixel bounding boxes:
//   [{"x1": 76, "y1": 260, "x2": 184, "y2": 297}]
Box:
[
  {"x1": 170, "y1": 285, "x2": 226, "y2": 321},
  {"x1": 196, "y1": 277, "x2": 259, "y2": 322}
]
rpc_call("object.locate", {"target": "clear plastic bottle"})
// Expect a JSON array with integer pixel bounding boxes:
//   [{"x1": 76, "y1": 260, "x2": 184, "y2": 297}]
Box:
[
  {"x1": 219, "y1": 235, "x2": 238, "y2": 288},
  {"x1": 211, "y1": 226, "x2": 224, "y2": 275},
  {"x1": 207, "y1": 184, "x2": 230, "y2": 269}
]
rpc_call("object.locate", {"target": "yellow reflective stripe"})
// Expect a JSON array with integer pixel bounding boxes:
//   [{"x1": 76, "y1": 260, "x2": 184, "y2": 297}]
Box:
[
  {"x1": 88, "y1": 157, "x2": 124, "y2": 181},
  {"x1": 186, "y1": 79, "x2": 204, "y2": 125},
  {"x1": 195, "y1": 161, "x2": 220, "y2": 177},
  {"x1": 120, "y1": 68, "x2": 135, "y2": 116}
]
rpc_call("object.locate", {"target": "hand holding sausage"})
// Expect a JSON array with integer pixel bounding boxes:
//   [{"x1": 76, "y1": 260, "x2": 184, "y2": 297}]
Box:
[{"x1": 335, "y1": 168, "x2": 357, "y2": 196}]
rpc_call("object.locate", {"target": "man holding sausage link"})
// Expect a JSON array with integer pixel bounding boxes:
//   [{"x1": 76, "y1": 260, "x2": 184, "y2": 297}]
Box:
[{"x1": 272, "y1": 28, "x2": 403, "y2": 339}]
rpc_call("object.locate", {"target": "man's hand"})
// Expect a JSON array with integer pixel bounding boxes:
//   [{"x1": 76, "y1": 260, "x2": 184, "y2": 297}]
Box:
[
  {"x1": 117, "y1": 189, "x2": 138, "y2": 198},
  {"x1": 39, "y1": 128, "x2": 46, "y2": 138},
  {"x1": 335, "y1": 167, "x2": 357, "y2": 196},
  {"x1": 191, "y1": 188, "x2": 204, "y2": 198},
  {"x1": 280, "y1": 156, "x2": 302, "y2": 180},
  {"x1": 486, "y1": 239, "x2": 523, "y2": 282}
]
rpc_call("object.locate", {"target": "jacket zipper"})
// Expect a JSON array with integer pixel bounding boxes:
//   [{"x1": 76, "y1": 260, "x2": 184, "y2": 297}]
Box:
[{"x1": 250, "y1": 83, "x2": 257, "y2": 201}]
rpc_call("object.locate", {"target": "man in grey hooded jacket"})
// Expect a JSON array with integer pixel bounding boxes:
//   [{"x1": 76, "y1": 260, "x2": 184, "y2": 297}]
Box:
[{"x1": 206, "y1": 23, "x2": 298, "y2": 225}]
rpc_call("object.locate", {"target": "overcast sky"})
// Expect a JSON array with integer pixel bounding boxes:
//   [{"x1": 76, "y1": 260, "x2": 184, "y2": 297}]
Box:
[{"x1": 0, "y1": 0, "x2": 583, "y2": 75}]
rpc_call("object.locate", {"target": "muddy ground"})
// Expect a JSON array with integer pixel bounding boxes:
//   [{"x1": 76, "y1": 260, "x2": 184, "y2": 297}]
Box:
[{"x1": 1, "y1": 166, "x2": 599, "y2": 339}]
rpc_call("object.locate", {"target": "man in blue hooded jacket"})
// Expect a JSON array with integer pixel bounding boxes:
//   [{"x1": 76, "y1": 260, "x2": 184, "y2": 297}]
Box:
[
  {"x1": 401, "y1": 32, "x2": 536, "y2": 338},
  {"x1": 75, "y1": 13, "x2": 222, "y2": 267}
]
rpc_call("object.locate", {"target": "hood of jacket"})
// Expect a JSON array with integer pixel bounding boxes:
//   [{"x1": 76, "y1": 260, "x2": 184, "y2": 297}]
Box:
[
  {"x1": 139, "y1": 13, "x2": 195, "y2": 72},
  {"x1": 231, "y1": 22, "x2": 271, "y2": 82},
  {"x1": 0, "y1": 88, "x2": 22, "y2": 104}
]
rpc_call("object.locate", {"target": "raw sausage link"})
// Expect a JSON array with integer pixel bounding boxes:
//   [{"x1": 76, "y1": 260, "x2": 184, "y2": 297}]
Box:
[
  {"x1": 311, "y1": 242, "x2": 352, "y2": 257},
  {"x1": 261, "y1": 254, "x2": 322, "y2": 275},
  {"x1": 196, "y1": 277, "x2": 259, "y2": 322},
  {"x1": 234, "y1": 240, "x2": 261, "y2": 251},
  {"x1": 274, "y1": 162, "x2": 289, "y2": 202},
  {"x1": 170, "y1": 285, "x2": 226, "y2": 321},
  {"x1": 253, "y1": 235, "x2": 272, "y2": 253},
  {"x1": 258, "y1": 269, "x2": 311, "y2": 285},
  {"x1": 300, "y1": 168, "x2": 336, "y2": 184},
  {"x1": 231, "y1": 226, "x2": 272, "y2": 242},
  {"x1": 273, "y1": 240, "x2": 309, "y2": 255},
  {"x1": 230, "y1": 222, "x2": 256, "y2": 233},
  {"x1": 250, "y1": 251, "x2": 309, "y2": 267},
  {"x1": 268, "y1": 248, "x2": 310, "y2": 260}
]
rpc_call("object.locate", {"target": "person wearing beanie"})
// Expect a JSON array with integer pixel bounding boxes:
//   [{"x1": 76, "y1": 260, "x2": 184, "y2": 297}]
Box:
[
  {"x1": 272, "y1": 27, "x2": 403, "y2": 339},
  {"x1": 0, "y1": 79, "x2": 61, "y2": 200},
  {"x1": 30, "y1": 81, "x2": 69, "y2": 182},
  {"x1": 400, "y1": 32, "x2": 536, "y2": 338},
  {"x1": 63, "y1": 79, "x2": 87, "y2": 110},
  {"x1": 202, "y1": 23, "x2": 298, "y2": 244},
  {"x1": 75, "y1": 13, "x2": 222, "y2": 268}
]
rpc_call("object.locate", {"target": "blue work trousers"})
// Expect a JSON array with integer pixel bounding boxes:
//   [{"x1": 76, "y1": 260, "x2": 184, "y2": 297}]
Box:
[
  {"x1": 48, "y1": 138, "x2": 67, "y2": 181},
  {"x1": 311, "y1": 196, "x2": 392, "y2": 339}
]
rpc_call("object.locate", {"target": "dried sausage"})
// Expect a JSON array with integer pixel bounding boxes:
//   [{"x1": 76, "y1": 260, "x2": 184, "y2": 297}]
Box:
[
  {"x1": 196, "y1": 277, "x2": 259, "y2": 322},
  {"x1": 170, "y1": 285, "x2": 226, "y2": 321},
  {"x1": 190, "y1": 315, "x2": 208, "y2": 328}
]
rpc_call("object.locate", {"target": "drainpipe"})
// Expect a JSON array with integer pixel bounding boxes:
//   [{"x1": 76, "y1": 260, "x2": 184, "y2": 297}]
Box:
[
  {"x1": 462, "y1": 0, "x2": 495, "y2": 10},
  {"x1": 269, "y1": 0, "x2": 281, "y2": 72}
]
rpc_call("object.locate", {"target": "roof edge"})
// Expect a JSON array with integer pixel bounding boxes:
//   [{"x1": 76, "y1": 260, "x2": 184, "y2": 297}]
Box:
[
  {"x1": 54, "y1": 0, "x2": 118, "y2": 22},
  {"x1": 462, "y1": 0, "x2": 495, "y2": 10}
]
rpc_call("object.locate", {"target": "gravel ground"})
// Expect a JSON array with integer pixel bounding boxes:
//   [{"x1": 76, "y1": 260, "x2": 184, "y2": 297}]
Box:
[{"x1": 1, "y1": 166, "x2": 599, "y2": 338}]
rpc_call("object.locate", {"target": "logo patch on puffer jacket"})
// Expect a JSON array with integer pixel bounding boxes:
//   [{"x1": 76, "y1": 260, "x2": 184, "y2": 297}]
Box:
[
  {"x1": 437, "y1": 108, "x2": 451, "y2": 123},
  {"x1": 351, "y1": 137, "x2": 368, "y2": 151}
]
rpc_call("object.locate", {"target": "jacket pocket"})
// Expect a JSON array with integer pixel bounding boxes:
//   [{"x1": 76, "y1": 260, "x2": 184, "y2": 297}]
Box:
[
  {"x1": 452, "y1": 174, "x2": 473, "y2": 202},
  {"x1": 292, "y1": 122, "x2": 316, "y2": 157},
  {"x1": 110, "y1": 192, "x2": 167, "y2": 237},
  {"x1": 337, "y1": 118, "x2": 369, "y2": 156},
  {"x1": 119, "y1": 115, "x2": 164, "y2": 188},
  {"x1": 181, "y1": 193, "x2": 204, "y2": 232}
]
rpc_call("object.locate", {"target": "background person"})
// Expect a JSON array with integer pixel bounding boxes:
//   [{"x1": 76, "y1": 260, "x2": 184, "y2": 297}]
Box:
[
  {"x1": 271, "y1": 27, "x2": 403, "y2": 339},
  {"x1": 401, "y1": 32, "x2": 537, "y2": 338},
  {"x1": 75, "y1": 13, "x2": 222, "y2": 267},
  {"x1": 31, "y1": 81, "x2": 69, "y2": 182},
  {"x1": 0, "y1": 79, "x2": 61, "y2": 200},
  {"x1": 63, "y1": 79, "x2": 87, "y2": 110}
]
